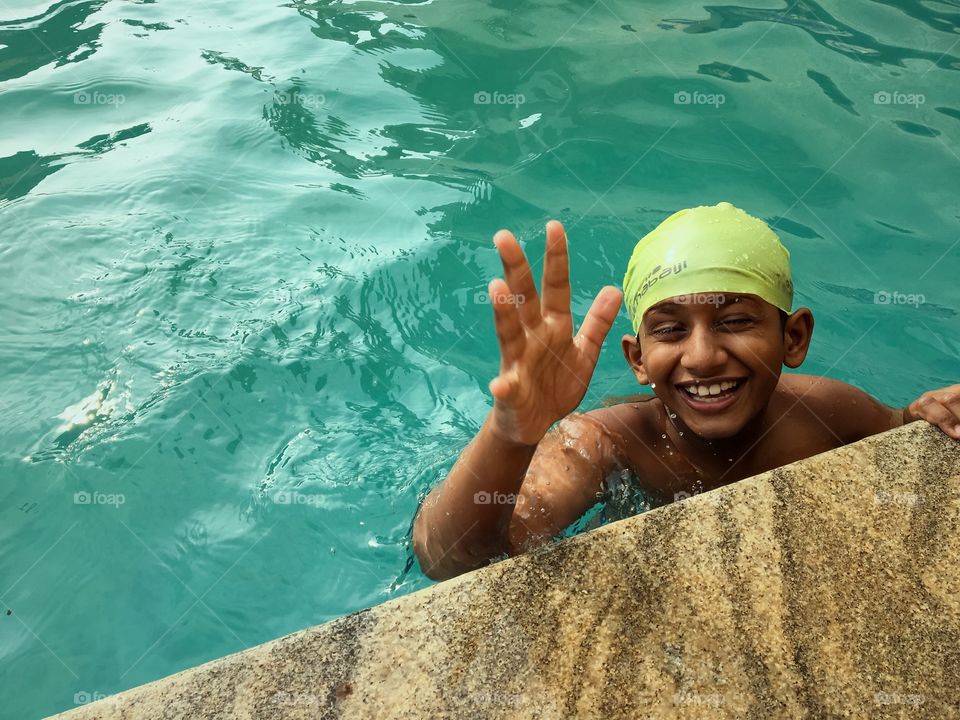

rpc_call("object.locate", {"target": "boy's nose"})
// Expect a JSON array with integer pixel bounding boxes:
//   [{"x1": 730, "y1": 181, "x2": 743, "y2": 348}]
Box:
[{"x1": 679, "y1": 324, "x2": 728, "y2": 376}]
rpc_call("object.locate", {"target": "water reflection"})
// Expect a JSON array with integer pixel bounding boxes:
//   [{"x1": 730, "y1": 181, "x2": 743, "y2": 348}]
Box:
[{"x1": 0, "y1": 0, "x2": 108, "y2": 82}]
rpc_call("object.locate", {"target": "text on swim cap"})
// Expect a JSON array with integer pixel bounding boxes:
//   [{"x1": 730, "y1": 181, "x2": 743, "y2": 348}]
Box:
[{"x1": 634, "y1": 260, "x2": 688, "y2": 304}]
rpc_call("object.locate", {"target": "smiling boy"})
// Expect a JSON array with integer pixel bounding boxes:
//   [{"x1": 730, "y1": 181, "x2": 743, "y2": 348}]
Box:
[{"x1": 412, "y1": 202, "x2": 960, "y2": 581}]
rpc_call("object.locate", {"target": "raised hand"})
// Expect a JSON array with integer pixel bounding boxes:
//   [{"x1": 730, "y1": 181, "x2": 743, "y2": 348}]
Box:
[{"x1": 486, "y1": 220, "x2": 623, "y2": 446}]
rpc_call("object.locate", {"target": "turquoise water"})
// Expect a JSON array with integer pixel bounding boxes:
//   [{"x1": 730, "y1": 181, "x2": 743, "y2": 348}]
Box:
[{"x1": 2, "y1": 0, "x2": 959, "y2": 716}]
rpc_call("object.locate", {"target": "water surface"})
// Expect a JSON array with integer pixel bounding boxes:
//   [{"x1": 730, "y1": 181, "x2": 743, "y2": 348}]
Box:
[{"x1": 1, "y1": 1, "x2": 958, "y2": 717}]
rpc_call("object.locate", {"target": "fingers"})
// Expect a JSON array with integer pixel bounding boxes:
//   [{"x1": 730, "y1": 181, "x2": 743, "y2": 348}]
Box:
[
  {"x1": 939, "y1": 387, "x2": 960, "y2": 421},
  {"x1": 489, "y1": 370, "x2": 517, "y2": 401},
  {"x1": 931, "y1": 389, "x2": 960, "y2": 439},
  {"x1": 574, "y1": 286, "x2": 623, "y2": 365},
  {"x1": 913, "y1": 392, "x2": 960, "y2": 440},
  {"x1": 540, "y1": 220, "x2": 571, "y2": 318},
  {"x1": 493, "y1": 229, "x2": 542, "y2": 326},
  {"x1": 489, "y1": 278, "x2": 525, "y2": 371}
]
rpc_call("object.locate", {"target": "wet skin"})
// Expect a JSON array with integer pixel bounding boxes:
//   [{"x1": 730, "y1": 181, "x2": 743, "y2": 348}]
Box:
[
  {"x1": 505, "y1": 295, "x2": 903, "y2": 552},
  {"x1": 412, "y1": 220, "x2": 960, "y2": 580}
]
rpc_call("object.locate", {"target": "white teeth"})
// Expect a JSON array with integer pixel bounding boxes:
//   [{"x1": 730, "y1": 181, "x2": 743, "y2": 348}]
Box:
[{"x1": 681, "y1": 380, "x2": 741, "y2": 398}]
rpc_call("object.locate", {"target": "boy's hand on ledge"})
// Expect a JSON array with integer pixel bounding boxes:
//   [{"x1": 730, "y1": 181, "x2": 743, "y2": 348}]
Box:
[
  {"x1": 487, "y1": 221, "x2": 622, "y2": 447},
  {"x1": 904, "y1": 384, "x2": 960, "y2": 440}
]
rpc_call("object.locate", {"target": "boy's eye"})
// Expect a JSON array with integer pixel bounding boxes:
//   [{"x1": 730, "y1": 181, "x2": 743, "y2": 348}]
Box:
[
  {"x1": 652, "y1": 325, "x2": 682, "y2": 337},
  {"x1": 649, "y1": 317, "x2": 754, "y2": 337}
]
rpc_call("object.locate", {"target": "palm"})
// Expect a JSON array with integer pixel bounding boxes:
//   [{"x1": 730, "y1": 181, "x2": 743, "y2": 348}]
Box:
[
  {"x1": 507, "y1": 319, "x2": 593, "y2": 425},
  {"x1": 487, "y1": 221, "x2": 623, "y2": 446}
]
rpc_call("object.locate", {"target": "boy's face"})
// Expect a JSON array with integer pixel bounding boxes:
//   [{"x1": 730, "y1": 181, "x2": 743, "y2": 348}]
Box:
[{"x1": 621, "y1": 293, "x2": 813, "y2": 440}]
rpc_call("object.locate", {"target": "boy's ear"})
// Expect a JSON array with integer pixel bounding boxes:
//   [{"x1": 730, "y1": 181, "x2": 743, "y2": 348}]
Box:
[
  {"x1": 783, "y1": 308, "x2": 814, "y2": 368},
  {"x1": 621, "y1": 334, "x2": 650, "y2": 385}
]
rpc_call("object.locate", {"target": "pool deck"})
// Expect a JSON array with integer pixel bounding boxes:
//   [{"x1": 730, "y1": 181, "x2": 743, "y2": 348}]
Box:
[{"x1": 52, "y1": 421, "x2": 960, "y2": 719}]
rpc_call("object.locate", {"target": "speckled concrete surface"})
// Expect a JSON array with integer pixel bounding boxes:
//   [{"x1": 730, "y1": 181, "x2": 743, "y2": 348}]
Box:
[{"x1": 52, "y1": 421, "x2": 960, "y2": 719}]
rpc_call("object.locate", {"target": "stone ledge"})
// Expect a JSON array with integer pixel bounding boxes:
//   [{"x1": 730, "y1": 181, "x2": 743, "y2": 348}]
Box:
[{"x1": 52, "y1": 421, "x2": 960, "y2": 719}]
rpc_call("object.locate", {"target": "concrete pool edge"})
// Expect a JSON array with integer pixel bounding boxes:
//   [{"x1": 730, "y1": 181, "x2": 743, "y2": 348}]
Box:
[{"x1": 51, "y1": 421, "x2": 960, "y2": 719}]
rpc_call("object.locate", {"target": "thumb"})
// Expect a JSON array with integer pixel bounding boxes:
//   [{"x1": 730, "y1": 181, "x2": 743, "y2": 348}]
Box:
[{"x1": 574, "y1": 286, "x2": 623, "y2": 364}]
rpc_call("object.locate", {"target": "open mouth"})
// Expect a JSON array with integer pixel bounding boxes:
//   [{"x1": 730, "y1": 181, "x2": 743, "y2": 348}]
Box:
[{"x1": 674, "y1": 378, "x2": 747, "y2": 412}]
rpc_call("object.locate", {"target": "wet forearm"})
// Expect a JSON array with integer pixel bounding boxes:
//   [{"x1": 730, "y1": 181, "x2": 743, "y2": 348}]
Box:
[{"x1": 413, "y1": 412, "x2": 538, "y2": 580}]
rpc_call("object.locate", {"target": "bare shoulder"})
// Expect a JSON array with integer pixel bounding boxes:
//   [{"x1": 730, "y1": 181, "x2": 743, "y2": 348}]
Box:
[
  {"x1": 582, "y1": 394, "x2": 661, "y2": 448},
  {"x1": 506, "y1": 399, "x2": 659, "y2": 553},
  {"x1": 507, "y1": 408, "x2": 624, "y2": 554},
  {"x1": 778, "y1": 373, "x2": 902, "y2": 443}
]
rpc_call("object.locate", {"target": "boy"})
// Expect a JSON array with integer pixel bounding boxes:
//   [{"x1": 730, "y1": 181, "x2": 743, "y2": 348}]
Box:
[{"x1": 412, "y1": 202, "x2": 960, "y2": 581}]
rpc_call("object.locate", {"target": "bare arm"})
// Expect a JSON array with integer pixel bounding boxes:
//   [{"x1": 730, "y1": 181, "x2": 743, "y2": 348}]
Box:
[
  {"x1": 413, "y1": 411, "x2": 619, "y2": 580},
  {"x1": 412, "y1": 414, "x2": 537, "y2": 581},
  {"x1": 506, "y1": 412, "x2": 620, "y2": 554},
  {"x1": 412, "y1": 221, "x2": 622, "y2": 581}
]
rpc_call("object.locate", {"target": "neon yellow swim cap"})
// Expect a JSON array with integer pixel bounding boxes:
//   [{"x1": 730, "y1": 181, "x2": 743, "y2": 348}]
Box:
[{"x1": 622, "y1": 202, "x2": 793, "y2": 333}]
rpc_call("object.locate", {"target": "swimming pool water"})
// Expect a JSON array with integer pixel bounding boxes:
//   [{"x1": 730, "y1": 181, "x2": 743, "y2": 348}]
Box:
[{"x1": 1, "y1": 1, "x2": 958, "y2": 717}]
